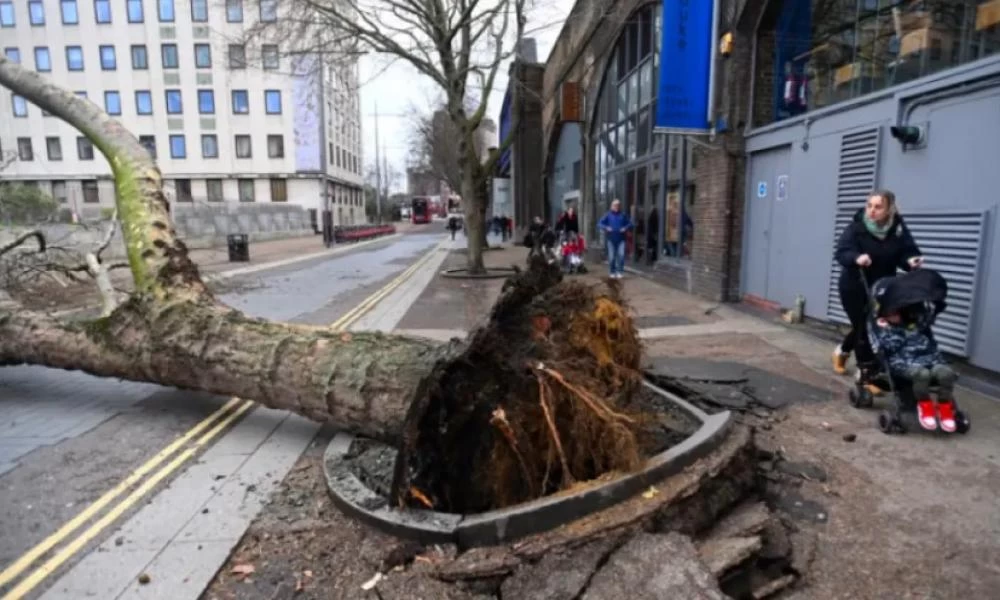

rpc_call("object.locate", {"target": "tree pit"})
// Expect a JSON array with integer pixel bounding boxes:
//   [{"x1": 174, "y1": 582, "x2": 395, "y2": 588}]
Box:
[{"x1": 325, "y1": 256, "x2": 735, "y2": 547}]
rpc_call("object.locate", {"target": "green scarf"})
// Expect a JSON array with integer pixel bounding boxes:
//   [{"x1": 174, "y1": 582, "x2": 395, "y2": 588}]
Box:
[{"x1": 863, "y1": 215, "x2": 892, "y2": 240}]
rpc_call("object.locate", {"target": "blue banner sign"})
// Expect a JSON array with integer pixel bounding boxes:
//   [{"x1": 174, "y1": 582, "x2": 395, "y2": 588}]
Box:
[{"x1": 654, "y1": 0, "x2": 717, "y2": 134}]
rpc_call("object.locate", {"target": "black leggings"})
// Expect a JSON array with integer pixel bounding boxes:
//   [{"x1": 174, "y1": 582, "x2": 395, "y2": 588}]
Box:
[{"x1": 839, "y1": 284, "x2": 874, "y2": 364}]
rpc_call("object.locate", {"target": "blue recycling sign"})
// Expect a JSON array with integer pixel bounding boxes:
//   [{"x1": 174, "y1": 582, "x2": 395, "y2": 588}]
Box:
[{"x1": 757, "y1": 181, "x2": 767, "y2": 198}]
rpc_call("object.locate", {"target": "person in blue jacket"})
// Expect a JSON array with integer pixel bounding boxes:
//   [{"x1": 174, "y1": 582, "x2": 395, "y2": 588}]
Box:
[{"x1": 598, "y1": 198, "x2": 634, "y2": 279}]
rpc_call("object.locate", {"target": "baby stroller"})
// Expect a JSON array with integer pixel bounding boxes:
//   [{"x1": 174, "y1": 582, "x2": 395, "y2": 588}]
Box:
[
  {"x1": 848, "y1": 268, "x2": 971, "y2": 435},
  {"x1": 560, "y1": 232, "x2": 587, "y2": 274}
]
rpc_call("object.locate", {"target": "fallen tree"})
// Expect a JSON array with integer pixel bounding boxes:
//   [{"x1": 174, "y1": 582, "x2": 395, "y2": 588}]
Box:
[{"x1": 0, "y1": 57, "x2": 657, "y2": 510}]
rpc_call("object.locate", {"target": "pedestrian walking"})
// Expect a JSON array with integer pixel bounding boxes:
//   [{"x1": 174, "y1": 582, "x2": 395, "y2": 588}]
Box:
[
  {"x1": 598, "y1": 199, "x2": 633, "y2": 279},
  {"x1": 833, "y1": 189, "x2": 923, "y2": 393}
]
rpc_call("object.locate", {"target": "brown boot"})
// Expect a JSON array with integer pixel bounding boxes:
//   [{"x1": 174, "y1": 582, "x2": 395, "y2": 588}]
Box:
[{"x1": 832, "y1": 347, "x2": 848, "y2": 375}]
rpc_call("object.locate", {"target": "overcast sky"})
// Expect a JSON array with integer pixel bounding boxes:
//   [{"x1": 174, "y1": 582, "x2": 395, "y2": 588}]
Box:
[{"x1": 358, "y1": 0, "x2": 575, "y2": 192}]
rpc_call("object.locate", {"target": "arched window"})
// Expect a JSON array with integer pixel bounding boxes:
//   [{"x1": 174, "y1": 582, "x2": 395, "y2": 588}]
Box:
[{"x1": 589, "y1": 3, "x2": 696, "y2": 262}]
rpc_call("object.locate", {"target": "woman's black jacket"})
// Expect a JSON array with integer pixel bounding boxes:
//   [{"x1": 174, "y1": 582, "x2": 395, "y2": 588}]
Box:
[{"x1": 835, "y1": 208, "x2": 922, "y2": 295}]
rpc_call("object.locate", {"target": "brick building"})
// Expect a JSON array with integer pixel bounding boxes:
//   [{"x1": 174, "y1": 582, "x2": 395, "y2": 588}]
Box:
[{"x1": 541, "y1": 0, "x2": 764, "y2": 301}]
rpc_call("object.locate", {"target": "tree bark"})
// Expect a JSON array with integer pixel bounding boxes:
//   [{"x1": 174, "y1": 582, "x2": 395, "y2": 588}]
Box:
[
  {"x1": 461, "y1": 171, "x2": 486, "y2": 273},
  {"x1": 0, "y1": 297, "x2": 451, "y2": 442}
]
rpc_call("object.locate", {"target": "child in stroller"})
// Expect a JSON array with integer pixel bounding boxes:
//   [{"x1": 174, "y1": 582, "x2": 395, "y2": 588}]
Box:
[
  {"x1": 849, "y1": 267, "x2": 970, "y2": 435},
  {"x1": 560, "y1": 232, "x2": 587, "y2": 274}
]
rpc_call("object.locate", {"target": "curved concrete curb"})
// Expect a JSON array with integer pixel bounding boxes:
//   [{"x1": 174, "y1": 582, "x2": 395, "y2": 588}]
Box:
[
  {"x1": 324, "y1": 380, "x2": 733, "y2": 548},
  {"x1": 440, "y1": 267, "x2": 519, "y2": 280}
]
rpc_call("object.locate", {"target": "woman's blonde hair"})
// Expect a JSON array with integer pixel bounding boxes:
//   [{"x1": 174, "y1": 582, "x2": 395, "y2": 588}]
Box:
[{"x1": 869, "y1": 189, "x2": 898, "y2": 218}]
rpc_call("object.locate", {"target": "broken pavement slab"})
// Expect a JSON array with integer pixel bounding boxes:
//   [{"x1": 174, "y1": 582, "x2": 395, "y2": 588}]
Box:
[
  {"x1": 647, "y1": 357, "x2": 831, "y2": 409},
  {"x1": 580, "y1": 532, "x2": 729, "y2": 600}
]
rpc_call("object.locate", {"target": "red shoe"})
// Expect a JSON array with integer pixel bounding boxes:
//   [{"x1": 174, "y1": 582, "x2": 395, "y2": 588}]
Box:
[
  {"x1": 916, "y1": 399, "x2": 938, "y2": 431},
  {"x1": 937, "y1": 400, "x2": 957, "y2": 433}
]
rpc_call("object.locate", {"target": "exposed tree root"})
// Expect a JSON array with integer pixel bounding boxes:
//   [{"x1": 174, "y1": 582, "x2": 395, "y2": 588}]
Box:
[{"x1": 390, "y1": 256, "x2": 658, "y2": 513}]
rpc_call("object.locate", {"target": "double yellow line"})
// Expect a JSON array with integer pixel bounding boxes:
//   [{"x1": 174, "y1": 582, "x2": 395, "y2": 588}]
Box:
[
  {"x1": 0, "y1": 241, "x2": 442, "y2": 600},
  {"x1": 328, "y1": 242, "x2": 441, "y2": 331}
]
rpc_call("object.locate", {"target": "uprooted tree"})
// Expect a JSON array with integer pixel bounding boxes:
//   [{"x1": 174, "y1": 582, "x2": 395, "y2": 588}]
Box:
[
  {"x1": 247, "y1": 0, "x2": 525, "y2": 274},
  {"x1": 0, "y1": 56, "x2": 660, "y2": 512}
]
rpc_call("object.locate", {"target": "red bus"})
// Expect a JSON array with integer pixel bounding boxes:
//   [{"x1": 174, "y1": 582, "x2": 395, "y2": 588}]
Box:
[{"x1": 411, "y1": 197, "x2": 431, "y2": 224}]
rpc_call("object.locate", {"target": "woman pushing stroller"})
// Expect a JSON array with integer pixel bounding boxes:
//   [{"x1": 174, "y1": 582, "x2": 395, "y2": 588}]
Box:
[{"x1": 833, "y1": 190, "x2": 923, "y2": 393}]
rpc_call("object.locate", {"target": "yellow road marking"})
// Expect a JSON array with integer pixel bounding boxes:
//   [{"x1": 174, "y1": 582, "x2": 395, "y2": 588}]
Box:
[
  {"x1": 329, "y1": 242, "x2": 441, "y2": 331},
  {"x1": 1, "y1": 237, "x2": 443, "y2": 597},
  {"x1": 2, "y1": 400, "x2": 255, "y2": 600},
  {"x1": 0, "y1": 396, "x2": 242, "y2": 590}
]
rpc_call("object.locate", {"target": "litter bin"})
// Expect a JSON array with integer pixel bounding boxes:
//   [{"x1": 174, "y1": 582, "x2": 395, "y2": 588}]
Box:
[{"x1": 227, "y1": 233, "x2": 250, "y2": 262}]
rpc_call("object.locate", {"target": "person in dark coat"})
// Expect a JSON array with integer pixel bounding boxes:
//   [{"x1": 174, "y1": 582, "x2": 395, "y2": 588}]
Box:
[
  {"x1": 555, "y1": 207, "x2": 579, "y2": 236},
  {"x1": 833, "y1": 189, "x2": 923, "y2": 391}
]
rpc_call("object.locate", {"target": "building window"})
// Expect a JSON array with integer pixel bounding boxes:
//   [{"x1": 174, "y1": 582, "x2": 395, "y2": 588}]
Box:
[
  {"x1": 131, "y1": 45, "x2": 148, "y2": 69},
  {"x1": 94, "y1": 0, "x2": 111, "y2": 23},
  {"x1": 17, "y1": 137, "x2": 33, "y2": 161},
  {"x1": 165, "y1": 89, "x2": 182, "y2": 114},
  {"x1": 34, "y1": 47, "x2": 51, "y2": 71},
  {"x1": 264, "y1": 90, "x2": 281, "y2": 114},
  {"x1": 135, "y1": 90, "x2": 153, "y2": 115},
  {"x1": 197, "y1": 89, "x2": 214, "y2": 114},
  {"x1": 82, "y1": 180, "x2": 99, "y2": 203},
  {"x1": 28, "y1": 0, "x2": 44, "y2": 25},
  {"x1": 234, "y1": 134, "x2": 252, "y2": 158},
  {"x1": 201, "y1": 134, "x2": 219, "y2": 158},
  {"x1": 238, "y1": 179, "x2": 254, "y2": 202},
  {"x1": 61, "y1": 0, "x2": 78, "y2": 24},
  {"x1": 267, "y1": 134, "x2": 283, "y2": 158},
  {"x1": 259, "y1": 0, "x2": 276, "y2": 22},
  {"x1": 77, "y1": 136, "x2": 94, "y2": 159},
  {"x1": 46, "y1": 137, "x2": 62, "y2": 161},
  {"x1": 175, "y1": 178, "x2": 192, "y2": 202},
  {"x1": 4, "y1": 48, "x2": 20, "y2": 63},
  {"x1": 161, "y1": 44, "x2": 178, "y2": 68},
  {"x1": 138, "y1": 135, "x2": 156, "y2": 158},
  {"x1": 225, "y1": 0, "x2": 241, "y2": 22},
  {"x1": 231, "y1": 89, "x2": 249, "y2": 114},
  {"x1": 12, "y1": 94, "x2": 28, "y2": 117},
  {"x1": 169, "y1": 134, "x2": 186, "y2": 158},
  {"x1": 0, "y1": 1, "x2": 14, "y2": 27},
  {"x1": 262, "y1": 44, "x2": 279, "y2": 69},
  {"x1": 52, "y1": 181, "x2": 67, "y2": 203},
  {"x1": 752, "y1": 1, "x2": 1000, "y2": 127},
  {"x1": 206, "y1": 179, "x2": 224, "y2": 201},
  {"x1": 99, "y1": 45, "x2": 116, "y2": 70},
  {"x1": 190, "y1": 0, "x2": 207, "y2": 22},
  {"x1": 270, "y1": 179, "x2": 287, "y2": 202},
  {"x1": 228, "y1": 44, "x2": 245, "y2": 68},
  {"x1": 588, "y1": 4, "x2": 674, "y2": 260},
  {"x1": 104, "y1": 91, "x2": 121, "y2": 115},
  {"x1": 126, "y1": 0, "x2": 142, "y2": 22},
  {"x1": 158, "y1": 0, "x2": 173, "y2": 22},
  {"x1": 194, "y1": 43, "x2": 211, "y2": 68},
  {"x1": 66, "y1": 46, "x2": 84, "y2": 70}
]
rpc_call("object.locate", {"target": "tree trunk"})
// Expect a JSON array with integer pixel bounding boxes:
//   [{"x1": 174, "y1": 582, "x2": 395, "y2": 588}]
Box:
[
  {"x1": 461, "y1": 171, "x2": 486, "y2": 274},
  {"x1": 0, "y1": 57, "x2": 453, "y2": 443},
  {"x1": 0, "y1": 296, "x2": 451, "y2": 443}
]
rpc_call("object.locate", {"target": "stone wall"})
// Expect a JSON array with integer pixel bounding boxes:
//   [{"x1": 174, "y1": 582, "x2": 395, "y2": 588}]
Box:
[
  {"x1": 0, "y1": 204, "x2": 316, "y2": 259},
  {"x1": 170, "y1": 203, "x2": 315, "y2": 249}
]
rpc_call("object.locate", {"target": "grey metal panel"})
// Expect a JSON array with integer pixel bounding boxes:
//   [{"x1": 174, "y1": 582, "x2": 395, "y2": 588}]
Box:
[
  {"x1": 826, "y1": 127, "x2": 881, "y2": 323},
  {"x1": 902, "y1": 210, "x2": 988, "y2": 357}
]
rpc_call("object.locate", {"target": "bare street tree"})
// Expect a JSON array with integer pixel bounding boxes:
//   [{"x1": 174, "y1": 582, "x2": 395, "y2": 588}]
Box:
[{"x1": 260, "y1": 0, "x2": 525, "y2": 273}]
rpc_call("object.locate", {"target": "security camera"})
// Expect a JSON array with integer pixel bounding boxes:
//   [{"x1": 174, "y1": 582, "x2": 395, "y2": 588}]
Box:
[{"x1": 889, "y1": 125, "x2": 925, "y2": 147}]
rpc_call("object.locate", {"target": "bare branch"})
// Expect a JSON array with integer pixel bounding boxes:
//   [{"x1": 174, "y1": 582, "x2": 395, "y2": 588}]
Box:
[{"x1": 0, "y1": 230, "x2": 46, "y2": 258}]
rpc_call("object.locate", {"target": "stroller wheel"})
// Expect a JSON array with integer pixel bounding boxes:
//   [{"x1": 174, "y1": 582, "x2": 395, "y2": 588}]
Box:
[
  {"x1": 848, "y1": 388, "x2": 861, "y2": 408},
  {"x1": 877, "y1": 411, "x2": 904, "y2": 434},
  {"x1": 955, "y1": 410, "x2": 971, "y2": 434}
]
